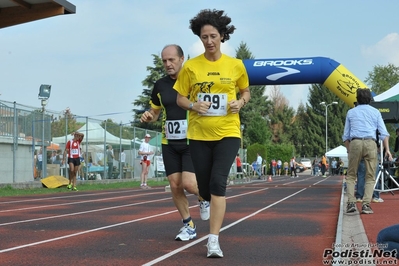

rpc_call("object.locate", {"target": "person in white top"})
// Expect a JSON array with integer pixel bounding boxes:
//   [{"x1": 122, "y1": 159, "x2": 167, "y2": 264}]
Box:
[
  {"x1": 277, "y1": 159, "x2": 282, "y2": 176},
  {"x1": 35, "y1": 148, "x2": 43, "y2": 179},
  {"x1": 290, "y1": 157, "x2": 298, "y2": 178},
  {"x1": 120, "y1": 149, "x2": 126, "y2": 178},
  {"x1": 138, "y1": 134, "x2": 154, "y2": 188},
  {"x1": 256, "y1": 153, "x2": 263, "y2": 179}
]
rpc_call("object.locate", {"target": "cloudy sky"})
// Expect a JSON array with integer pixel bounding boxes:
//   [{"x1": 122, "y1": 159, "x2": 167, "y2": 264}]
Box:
[{"x1": 1, "y1": 0, "x2": 398, "y2": 124}]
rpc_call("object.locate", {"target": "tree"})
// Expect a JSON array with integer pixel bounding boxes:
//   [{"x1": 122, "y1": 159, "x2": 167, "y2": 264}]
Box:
[
  {"x1": 291, "y1": 103, "x2": 308, "y2": 157},
  {"x1": 365, "y1": 63, "x2": 399, "y2": 147},
  {"x1": 132, "y1": 53, "x2": 166, "y2": 130},
  {"x1": 267, "y1": 86, "x2": 295, "y2": 144},
  {"x1": 51, "y1": 108, "x2": 81, "y2": 137},
  {"x1": 303, "y1": 84, "x2": 348, "y2": 158},
  {"x1": 365, "y1": 63, "x2": 399, "y2": 94},
  {"x1": 246, "y1": 112, "x2": 270, "y2": 146},
  {"x1": 235, "y1": 41, "x2": 272, "y2": 147},
  {"x1": 101, "y1": 119, "x2": 134, "y2": 140}
]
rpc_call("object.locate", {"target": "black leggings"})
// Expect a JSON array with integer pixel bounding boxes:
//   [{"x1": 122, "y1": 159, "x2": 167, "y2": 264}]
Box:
[{"x1": 189, "y1": 137, "x2": 240, "y2": 201}]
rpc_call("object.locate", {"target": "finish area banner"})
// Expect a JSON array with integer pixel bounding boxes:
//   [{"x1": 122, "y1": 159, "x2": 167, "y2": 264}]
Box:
[{"x1": 243, "y1": 57, "x2": 368, "y2": 108}]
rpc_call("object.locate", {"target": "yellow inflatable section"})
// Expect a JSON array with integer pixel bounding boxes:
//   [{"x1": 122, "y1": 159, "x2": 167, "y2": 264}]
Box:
[{"x1": 323, "y1": 64, "x2": 368, "y2": 108}]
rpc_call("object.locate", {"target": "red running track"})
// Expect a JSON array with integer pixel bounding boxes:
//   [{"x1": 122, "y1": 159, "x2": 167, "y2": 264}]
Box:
[{"x1": 0, "y1": 173, "x2": 343, "y2": 266}]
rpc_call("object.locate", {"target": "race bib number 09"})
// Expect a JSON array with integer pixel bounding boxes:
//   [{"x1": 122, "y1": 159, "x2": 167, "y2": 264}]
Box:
[
  {"x1": 197, "y1": 93, "x2": 227, "y2": 116},
  {"x1": 165, "y1": 120, "x2": 187, "y2": 139}
]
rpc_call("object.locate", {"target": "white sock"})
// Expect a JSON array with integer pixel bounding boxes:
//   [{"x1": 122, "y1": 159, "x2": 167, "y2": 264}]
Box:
[{"x1": 208, "y1": 234, "x2": 219, "y2": 243}]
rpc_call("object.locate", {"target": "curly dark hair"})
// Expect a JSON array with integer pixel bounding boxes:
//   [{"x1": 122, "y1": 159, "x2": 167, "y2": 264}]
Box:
[
  {"x1": 189, "y1": 9, "x2": 236, "y2": 43},
  {"x1": 356, "y1": 88, "x2": 372, "y2": 105}
]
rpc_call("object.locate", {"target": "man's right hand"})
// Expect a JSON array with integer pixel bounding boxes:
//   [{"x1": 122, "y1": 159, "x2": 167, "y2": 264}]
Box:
[{"x1": 140, "y1": 111, "x2": 153, "y2": 123}]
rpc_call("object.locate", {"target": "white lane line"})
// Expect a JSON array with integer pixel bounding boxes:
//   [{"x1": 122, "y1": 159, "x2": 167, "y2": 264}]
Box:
[
  {"x1": 142, "y1": 187, "x2": 307, "y2": 266},
  {"x1": 0, "y1": 188, "x2": 268, "y2": 253},
  {"x1": 0, "y1": 209, "x2": 179, "y2": 254},
  {"x1": 312, "y1": 177, "x2": 330, "y2": 185},
  {"x1": 0, "y1": 196, "x2": 171, "y2": 227},
  {"x1": 0, "y1": 188, "x2": 152, "y2": 205},
  {"x1": 0, "y1": 191, "x2": 162, "y2": 213}
]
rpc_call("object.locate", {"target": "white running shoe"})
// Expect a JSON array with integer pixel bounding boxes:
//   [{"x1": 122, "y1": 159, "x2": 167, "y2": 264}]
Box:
[
  {"x1": 175, "y1": 224, "x2": 197, "y2": 241},
  {"x1": 372, "y1": 198, "x2": 384, "y2": 203},
  {"x1": 207, "y1": 239, "x2": 223, "y2": 258},
  {"x1": 199, "y1": 200, "x2": 210, "y2": 220}
]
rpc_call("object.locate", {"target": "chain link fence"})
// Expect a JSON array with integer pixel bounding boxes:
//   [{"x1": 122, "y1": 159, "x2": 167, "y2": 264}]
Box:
[{"x1": 0, "y1": 100, "x2": 163, "y2": 183}]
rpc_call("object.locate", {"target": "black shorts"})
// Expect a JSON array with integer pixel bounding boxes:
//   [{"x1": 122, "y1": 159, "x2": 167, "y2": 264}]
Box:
[
  {"x1": 161, "y1": 142, "x2": 194, "y2": 176},
  {"x1": 67, "y1": 158, "x2": 81, "y2": 167}
]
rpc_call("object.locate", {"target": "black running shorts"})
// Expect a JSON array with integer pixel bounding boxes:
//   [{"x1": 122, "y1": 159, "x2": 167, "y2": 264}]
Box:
[{"x1": 161, "y1": 142, "x2": 194, "y2": 176}]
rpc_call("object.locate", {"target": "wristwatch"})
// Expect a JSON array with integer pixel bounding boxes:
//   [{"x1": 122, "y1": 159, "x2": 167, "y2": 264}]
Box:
[{"x1": 188, "y1": 103, "x2": 193, "y2": 110}]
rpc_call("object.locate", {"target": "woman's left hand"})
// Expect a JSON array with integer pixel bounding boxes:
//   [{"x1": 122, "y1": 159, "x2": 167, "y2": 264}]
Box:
[{"x1": 229, "y1": 99, "x2": 243, "y2": 114}]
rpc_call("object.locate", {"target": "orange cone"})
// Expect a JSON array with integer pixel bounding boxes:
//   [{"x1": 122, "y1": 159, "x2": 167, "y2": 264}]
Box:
[{"x1": 268, "y1": 175, "x2": 272, "y2": 182}]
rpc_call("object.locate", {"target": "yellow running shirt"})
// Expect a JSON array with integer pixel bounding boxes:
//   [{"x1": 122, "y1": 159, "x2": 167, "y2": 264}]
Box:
[{"x1": 174, "y1": 54, "x2": 249, "y2": 141}]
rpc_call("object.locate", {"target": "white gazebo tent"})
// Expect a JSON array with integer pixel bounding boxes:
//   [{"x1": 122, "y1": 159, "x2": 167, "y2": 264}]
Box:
[
  {"x1": 325, "y1": 145, "x2": 347, "y2": 158},
  {"x1": 52, "y1": 121, "x2": 131, "y2": 146}
]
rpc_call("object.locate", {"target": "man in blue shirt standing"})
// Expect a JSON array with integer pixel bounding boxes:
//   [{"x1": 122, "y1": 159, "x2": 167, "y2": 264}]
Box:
[{"x1": 342, "y1": 88, "x2": 392, "y2": 214}]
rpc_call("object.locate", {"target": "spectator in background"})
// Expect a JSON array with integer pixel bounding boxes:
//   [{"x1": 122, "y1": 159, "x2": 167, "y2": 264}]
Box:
[
  {"x1": 321, "y1": 155, "x2": 327, "y2": 177},
  {"x1": 51, "y1": 151, "x2": 57, "y2": 164},
  {"x1": 331, "y1": 158, "x2": 337, "y2": 176},
  {"x1": 138, "y1": 134, "x2": 154, "y2": 188},
  {"x1": 290, "y1": 157, "x2": 298, "y2": 178},
  {"x1": 312, "y1": 158, "x2": 319, "y2": 176},
  {"x1": 284, "y1": 161, "x2": 289, "y2": 176},
  {"x1": 78, "y1": 149, "x2": 85, "y2": 180},
  {"x1": 271, "y1": 159, "x2": 277, "y2": 176},
  {"x1": 106, "y1": 145, "x2": 114, "y2": 179},
  {"x1": 236, "y1": 154, "x2": 242, "y2": 179},
  {"x1": 55, "y1": 151, "x2": 62, "y2": 165},
  {"x1": 256, "y1": 153, "x2": 263, "y2": 179},
  {"x1": 277, "y1": 159, "x2": 282, "y2": 176},
  {"x1": 33, "y1": 150, "x2": 38, "y2": 179},
  {"x1": 36, "y1": 148, "x2": 43, "y2": 179},
  {"x1": 251, "y1": 161, "x2": 257, "y2": 177},
  {"x1": 338, "y1": 158, "x2": 344, "y2": 175},
  {"x1": 120, "y1": 148, "x2": 126, "y2": 179}
]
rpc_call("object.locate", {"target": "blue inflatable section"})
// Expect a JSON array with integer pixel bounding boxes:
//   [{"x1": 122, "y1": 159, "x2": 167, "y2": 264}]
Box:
[{"x1": 243, "y1": 57, "x2": 340, "y2": 86}]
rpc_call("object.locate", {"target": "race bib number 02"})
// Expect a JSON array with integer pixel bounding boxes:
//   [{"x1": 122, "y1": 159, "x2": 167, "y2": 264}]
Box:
[
  {"x1": 197, "y1": 93, "x2": 227, "y2": 116},
  {"x1": 165, "y1": 120, "x2": 187, "y2": 139}
]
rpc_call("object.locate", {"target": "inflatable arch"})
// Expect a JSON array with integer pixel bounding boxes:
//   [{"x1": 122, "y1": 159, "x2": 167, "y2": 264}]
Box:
[{"x1": 243, "y1": 57, "x2": 368, "y2": 108}]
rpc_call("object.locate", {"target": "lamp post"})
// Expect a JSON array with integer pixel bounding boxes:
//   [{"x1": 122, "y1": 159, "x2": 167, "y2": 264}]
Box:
[
  {"x1": 38, "y1": 84, "x2": 51, "y2": 178},
  {"x1": 320, "y1": 101, "x2": 338, "y2": 153}
]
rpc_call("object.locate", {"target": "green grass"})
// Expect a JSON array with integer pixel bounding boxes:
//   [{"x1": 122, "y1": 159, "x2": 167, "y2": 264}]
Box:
[{"x1": 0, "y1": 180, "x2": 170, "y2": 197}]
